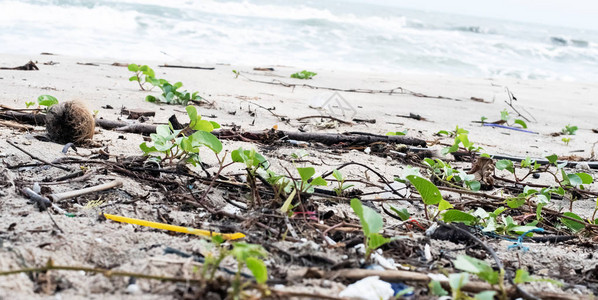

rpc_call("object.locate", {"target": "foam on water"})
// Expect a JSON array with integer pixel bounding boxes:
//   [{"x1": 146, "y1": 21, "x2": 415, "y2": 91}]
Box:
[{"x1": 0, "y1": 0, "x2": 597, "y2": 81}]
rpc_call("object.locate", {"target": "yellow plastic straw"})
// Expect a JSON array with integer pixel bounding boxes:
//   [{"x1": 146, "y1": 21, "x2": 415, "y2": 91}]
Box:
[{"x1": 103, "y1": 213, "x2": 245, "y2": 240}]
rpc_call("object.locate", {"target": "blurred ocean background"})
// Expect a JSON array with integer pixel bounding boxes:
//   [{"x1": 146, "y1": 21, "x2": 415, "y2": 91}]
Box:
[{"x1": 0, "y1": 0, "x2": 597, "y2": 81}]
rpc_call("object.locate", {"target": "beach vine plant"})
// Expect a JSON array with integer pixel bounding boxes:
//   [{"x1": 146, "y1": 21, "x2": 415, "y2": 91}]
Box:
[
  {"x1": 128, "y1": 64, "x2": 158, "y2": 90},
  {"x1": 128, "y1": 64, "x2": 204, "y2": 105},
  {"x1": 438, "y1": 126, "x2": 482, "y2": 155},
  {"x1": 290, "y1": 70, "x2": 317, "y2": 79},
  {"x1": 139, "y1": 105, "x2": 222, "y2": 166},
  {"x1": 350, "y1": 198, "x2": 393, "y2": 260},
  {"x1": 202, "y1": 236, "x2": 269, "y2": 299}
]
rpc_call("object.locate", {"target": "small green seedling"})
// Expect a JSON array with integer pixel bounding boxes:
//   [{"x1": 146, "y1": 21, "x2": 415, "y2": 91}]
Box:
[
  {"x1": 37, "y1": 95, "x2": 58, "y2": 109},
  {"x1": 350, "y1": 198, "x2": 392, "y2": 260},
  {"x1": 290, "y1": 70, "x2": 317, "y2": 79},
  {"x1": 386, "y1": 130, "x2": 407, "y2": 136},
  {"x1": 201, "y1": 237, "x2": 269, "y2": 300},
  {"x1": 332, "y1": 169, "x2": 354, "y2": 197},
  {"x1": 441, "y1": 126, "x2": 482, "y2": 155},
  {"x1": 406, "y1": 175, "x2": 454, "y2": 220},
  {"x1": 500, "y1": 109, "x2": 528, "y2": 128},
  {"x1": 229, "y1": 242, "x2": 269, "y2": 299},
  {"x1": 128, "y1": 64, "x2": 158, "y2": 90},
  {"x1": 140, "y1": 105, "x2": 222, "y2": 166},
  {"x1": 561, "y1": 137, "x2": 571, "y2": 145},
  {"x1": 25, "y1": 101, "x2": 35, "y2": 108},
  {"x1": 232, "y1": 70, "x2": 240, "y2": 78},
  {"x1": 146, "y1": 79, "x2": 203, "y2": 106},
  {"x1": 231, "y1": 147, "x2": 269, "y2": 208},
  {"x1": 561, "y1": 124, "x2": 578, "y2": 135}
]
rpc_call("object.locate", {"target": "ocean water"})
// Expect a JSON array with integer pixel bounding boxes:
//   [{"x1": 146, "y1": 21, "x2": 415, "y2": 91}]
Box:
[{"x1": 0, "y1": 0, "x2": 597, "y2": 81}]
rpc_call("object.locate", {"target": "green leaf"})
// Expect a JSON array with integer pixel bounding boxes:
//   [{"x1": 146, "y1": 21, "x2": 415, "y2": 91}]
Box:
[
  {"x1": 231, "y1": 242, "x2": 267, "y2": 262},
  {"x1": 280, "y1": 188, "x2": 296, "y2": 213},
  {"x1": 139, "y1": 65, "x2": 149, "y2": 72},
  {"x1": 576, "y1": 172, "x2": 593, "y2": 184},
  {"x1": 507, "y1": 197, "x2": 526, "y2": 209},
  {"x1": 442, "y1": 210, "x2": 476, "y2": 224},
  {"x1": 514, "y1": 119, "x2": 527, "y2": 128},
  {"x1": 127, "y1": 64, "x2": 139, "y2": 72},
  {"x1": 297, "y1": 167, "x2": 316, "y2": 182},
  {"x1": 567, "y1": 174, "x2": 583, "y2": 187},
  {"x1": 145, "y1": 95, "x2": 157, "y2": 102},
  {"x1": 389, "y1": 205, "x2": 410, "y2": 221},
  {"x1": 449, "y1": 273, "x2": 469, "y2": 293},
  {"x1": 210, "y1": 121, "x2": 221, "y2": 129},
  {"x1": 139, "y1": 142, "x2": 157, "y2": 154},
  {"x1": 128, "y1": 75, "x2": 138, "y2": 82},
  {"x1": 438, "y1": 199, "x2": 453, "y2": 212},
  {"x1": 467, "y1": 180, "x2": 481, "y2": 191},
  {"x1": 245, "y1": 257, "x2": 268, "y2": 284},
  {"x1": 332, "y1": 169, "x2": 343, "y2": 181},
  {"x1": 310, "y1": 176, "x2": 328, "y2": 186},
  {"x1": 428, "y1": 280, "x2": 448, "y2": 296},
  {"x1": 546, "y1": 154, "x2": 558, "y2": 164},
  {"x1": 453, "y1": 255, "x2": 498, "y2": 284},
  {"x1": 475, "y1": 291, "x2": 497, "y2": 300},
  {"x1": 500, "y1": 109, "x2": 509, "y2": 121},
  {"x1": 190, "y1": 131, "x2": 222, "y2": 153},
  {"x1": 186, "y1": 105, "x2": 198, "y2": 122},
  {"x1": 406, "y1": 175, "x2": 443, "y2": 205},
  {"x1": 514, "y1": 269, "x2": 533, "y2": 284},
  {"x1": 560, "y1": 212, "x2": 585, "y2": 232},
  {"x1": 37, "y1": 95, "x2": 58, "y2": 107},
  {"x1": 191, "y1": 119, "x2": 214, "y2": 132},
  {"x1": 350, "y1": 198, "x2": 383, "y2": 236},
  {"x1": 496, "y1": 159, "x2": 514, "y2": 173},
  {"x1": 368, "y1": 233, "x2": 391, "y2": 250}
]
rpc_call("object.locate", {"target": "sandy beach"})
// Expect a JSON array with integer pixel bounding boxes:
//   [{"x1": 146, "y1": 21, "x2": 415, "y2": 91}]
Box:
[{"x1": 0, "y1": 53, "x2": 597, "y2": 299}]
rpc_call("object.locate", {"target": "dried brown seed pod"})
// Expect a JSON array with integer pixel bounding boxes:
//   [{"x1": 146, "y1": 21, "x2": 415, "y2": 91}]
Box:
[{"x1": 45, "y1": 100, "x2": 95, "y2": 144}]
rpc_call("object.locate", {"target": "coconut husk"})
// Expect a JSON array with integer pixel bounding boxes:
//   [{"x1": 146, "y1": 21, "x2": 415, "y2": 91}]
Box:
[{"x1": 45, "y1": 101, "x2": 95, "y2": 144}]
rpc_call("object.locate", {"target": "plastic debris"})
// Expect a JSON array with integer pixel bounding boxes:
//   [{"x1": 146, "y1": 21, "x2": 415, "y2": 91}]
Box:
[
  {"x1": 507, "y1": 228, "x2": 545, "y2": 252},
  {"x1": 102, "y1": 213, "x2": 245, "y2": 240},
  {"x1": 339, "y1": 276, "x2": 394, "y2": 300},
  {"x1": 483, "y1": 123, "x2": 538, "y2": 134}
]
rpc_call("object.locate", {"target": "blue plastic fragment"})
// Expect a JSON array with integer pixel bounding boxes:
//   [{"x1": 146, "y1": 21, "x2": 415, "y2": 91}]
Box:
[
  {"x1": 507, "y1": 228, "x2": 545, "y2": 252},
  {"x1": 483, "y1": 123, "x2": 539, "y2": 134},
  {"x1": 390, "y1": 282, "x2": 414, "y2": 297}
]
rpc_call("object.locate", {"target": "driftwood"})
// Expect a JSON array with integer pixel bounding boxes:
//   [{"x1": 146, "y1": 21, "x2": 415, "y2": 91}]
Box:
[
  {"x1": 0, "y1": 111, "x2": 428, "y2": 147},
  {"x1": 0, "y1": 60, "x2": 39, "y2": 70}
]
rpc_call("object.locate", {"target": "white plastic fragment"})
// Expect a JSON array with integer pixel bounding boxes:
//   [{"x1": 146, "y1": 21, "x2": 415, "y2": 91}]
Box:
[
  {"x1": 364, "y1": 147, "x2": 371, "y2": 155},
  {"x1": 423, "y1": 243, "x2": 432, "y2": 262},
  {"x1": 338, "y1": 276, "x2": 395, "y2": 300},
  {"x1": 371, "y1": 249, "x2": 397, "y2": 270}
]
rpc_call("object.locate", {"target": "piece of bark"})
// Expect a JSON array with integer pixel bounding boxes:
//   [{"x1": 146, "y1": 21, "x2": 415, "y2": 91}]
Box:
[{"x1": 121, "y1": 108, "x2": 156, "y2": 119}]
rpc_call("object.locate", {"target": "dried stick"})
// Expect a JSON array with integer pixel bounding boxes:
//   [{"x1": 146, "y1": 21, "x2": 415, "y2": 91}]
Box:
[
  {"x1": 297, "y1": 115, "x2": 353, "y2": 125},
  {"x1": 48, "y1": 179, "x2": 123, "y2": 202}
]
